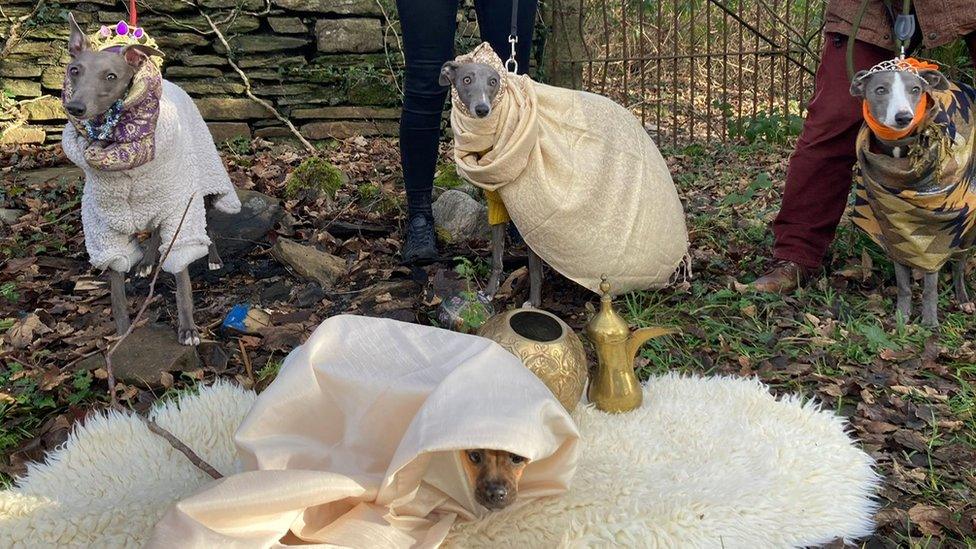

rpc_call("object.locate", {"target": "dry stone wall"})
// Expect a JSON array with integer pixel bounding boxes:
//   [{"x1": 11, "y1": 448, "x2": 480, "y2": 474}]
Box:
[{"x1": 0, "y1": 0, "x2": 492, "y2": 146}]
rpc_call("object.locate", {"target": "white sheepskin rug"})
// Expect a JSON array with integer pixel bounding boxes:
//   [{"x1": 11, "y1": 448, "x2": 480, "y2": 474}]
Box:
[{"x1": 0, "y1": 375, "x2": 879, "y2": 548}]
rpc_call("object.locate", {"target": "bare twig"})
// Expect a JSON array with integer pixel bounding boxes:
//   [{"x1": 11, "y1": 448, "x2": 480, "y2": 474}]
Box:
[
  {"x1": 98, "y1": 194, "x2": 223, "y2": 478},
  {"x1": 375, "y1": 0, "x2": 404, "y2": 95},
  {"x1": 705, "y1": 0, "x2": 815, "y2": 77},
  {"x1": 146, "y1": 418, "x2": 223, "y2": 479},
  {"x1": 0, "y1": 0, "x2": 46, "y2": 58},
  {"x1": 174, "y1": 0, "x2": 316, "y2": 153},
  {"x1": 104, "y1": 195, "x2": 194, "y2": 408},
  {"x1": 238, "y1": 338, "x2": 254, "y2": 387},
  {"x1": 1, "y1": 95, "x2": 53, "y2": 142}
]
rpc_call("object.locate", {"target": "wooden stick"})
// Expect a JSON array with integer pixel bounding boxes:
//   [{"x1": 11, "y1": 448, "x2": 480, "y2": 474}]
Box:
[
  {"x1": 239, "y1": 338, "x2": 254, "y2": 387},
  {"x1": 97, "y1": 195, "x2": 223, "y2": 479},
  {"x1": 104, "y1": 195, "x2": 194, "y2": 408},
  {"x1": 146, "y1": 418, "x2": 223, "y2": 479}
]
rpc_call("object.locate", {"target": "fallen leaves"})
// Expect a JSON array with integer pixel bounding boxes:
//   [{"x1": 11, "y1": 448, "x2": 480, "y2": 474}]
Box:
[
  {"x1": 2, "y1": 138, "x2": 975, "y2": 547},
  {"x1": 6, "y1": 312, "x2": 52, "y2": 349}
]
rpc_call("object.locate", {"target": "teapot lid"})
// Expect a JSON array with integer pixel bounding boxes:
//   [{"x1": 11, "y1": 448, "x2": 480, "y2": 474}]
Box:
[{"x1": 585, "y1": 276, "x2": 631, "y2": 342}]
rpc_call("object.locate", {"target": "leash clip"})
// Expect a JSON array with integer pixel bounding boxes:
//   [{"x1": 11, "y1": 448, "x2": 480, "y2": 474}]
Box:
[{"x1": 506, "y1": 34, "x2": 518, "y2": 73}]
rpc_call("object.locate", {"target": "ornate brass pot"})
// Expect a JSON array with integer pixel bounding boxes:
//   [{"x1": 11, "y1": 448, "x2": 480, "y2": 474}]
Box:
[{"x1": 477, "y1": 308, "x2": 588, "y2": 411}]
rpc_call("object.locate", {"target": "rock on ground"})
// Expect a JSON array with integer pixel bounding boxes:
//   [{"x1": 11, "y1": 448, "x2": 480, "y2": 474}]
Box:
[
  {"x1": 272, "y1": 237, "x2": 347, "y2": 288},
  {"x1": 206, "y1": 189, "x2": 283, "y2": 257},
  {"x1": 432, "y1": 189, "x2": 489, "y2": 243},
  {"x1": 0, "y1": 208, "x2": 25, "y2": 225},
  {"x1": 76, "y1": 324, "x2": 199, "y2": 388}
]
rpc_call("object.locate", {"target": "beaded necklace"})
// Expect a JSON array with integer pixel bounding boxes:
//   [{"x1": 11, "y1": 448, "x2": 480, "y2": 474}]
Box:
[{"x1": 82, "y1": 99, "x2": 124, "y2": 141}]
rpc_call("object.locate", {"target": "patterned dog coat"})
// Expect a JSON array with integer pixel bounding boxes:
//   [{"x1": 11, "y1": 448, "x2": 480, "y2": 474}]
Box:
[{"x1": 852, "y1": 80, "x2": 976, "y2": 272}]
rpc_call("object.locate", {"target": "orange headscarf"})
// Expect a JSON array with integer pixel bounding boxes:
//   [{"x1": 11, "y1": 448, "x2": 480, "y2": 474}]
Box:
[{"x1": 862, "y1": 58, "x2": 939, "y2": 141}]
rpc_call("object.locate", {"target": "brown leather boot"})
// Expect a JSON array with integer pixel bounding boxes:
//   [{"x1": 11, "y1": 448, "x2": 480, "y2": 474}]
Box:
[{"x1": 749, "y1": 259, "x2": 818, "y2": 294}]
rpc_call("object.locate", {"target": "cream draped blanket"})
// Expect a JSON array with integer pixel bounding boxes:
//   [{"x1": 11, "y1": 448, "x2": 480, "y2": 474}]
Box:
[
  {"x1": 147, "y1": 315, "x2": 579, "y2": 548},
  {"x1": 451, "y1": 44, "x2": 689, "y2": 294}
]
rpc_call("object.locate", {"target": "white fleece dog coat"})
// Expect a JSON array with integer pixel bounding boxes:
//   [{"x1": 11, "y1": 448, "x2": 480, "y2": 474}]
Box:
[{"x1": 62, "y1": 66, "x2": 241, "y2": 275}]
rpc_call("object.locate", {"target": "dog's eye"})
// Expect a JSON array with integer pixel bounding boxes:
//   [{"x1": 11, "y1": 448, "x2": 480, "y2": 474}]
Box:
[
  {"x1": 68, "y1": 66, "x2": 79, "y2": 76},
  {"x1": 509, "y1": 454, "x2": 525, "y2": 464},
  {"x1": 462, "y1": 76, "x2": 472, "y2": 85},
  {"x1": 874, "y1": 86, "x2": 886, "y2": 95},
  {"x1": 106, "y1": 73, "x2": 117, "y2": 81},
  {"x1": 489, "y1": 78, "x2": 498, "y2": 86},
  {"x1": 467, "y1": 451, "x2": 482, "y2": 464}
]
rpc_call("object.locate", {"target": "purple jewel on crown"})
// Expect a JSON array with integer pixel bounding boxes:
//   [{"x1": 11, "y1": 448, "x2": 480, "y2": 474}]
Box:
[{"x1": 105, "y1": 20, "x2": 145, "y2": 43}]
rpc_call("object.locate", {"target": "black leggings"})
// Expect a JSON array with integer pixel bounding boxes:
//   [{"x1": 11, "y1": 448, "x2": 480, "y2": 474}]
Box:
[{"x1": 396, "y1": 0, "x2": 538, "y2": 218}]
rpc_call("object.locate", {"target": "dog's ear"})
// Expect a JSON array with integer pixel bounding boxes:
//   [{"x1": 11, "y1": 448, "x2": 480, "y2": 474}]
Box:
[
  {"x1": 67, "y1": 13, "x2": 90, "y2": 57},
  {"x1": 121, "y1": 44, "x2": 162, "y2": 67},
  {"x1": 919, "y1": 69, "x2": 950, "y2": 92},
  {"x1": 850, "y1": 70, "x2": 869, "y2": 97},
  {"x1": 439, "y1": 61, "x2": 459, "y2": 86}
]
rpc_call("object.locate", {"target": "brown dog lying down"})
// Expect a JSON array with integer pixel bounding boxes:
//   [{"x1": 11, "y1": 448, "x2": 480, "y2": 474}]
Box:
[{"x1": 460, "y1": 449, "x2": 529, "y2": 510}]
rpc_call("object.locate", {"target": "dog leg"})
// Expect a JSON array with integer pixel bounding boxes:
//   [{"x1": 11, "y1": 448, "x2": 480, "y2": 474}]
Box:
[
  {"x1": 527, "y1": 248, "x2": 542, "y2": 308},
  {"x1": 894, "y1": 262, "x2": 912, "y2": 323},
  {"x1": 109, "y1": 269, "x2": 130, "y2": 335},
  {"x1": 207, "y1": 237, "x2": 223, "y2": 271},
  {"x1": 486, "y1": 224, "x2": 506, "y2": 296},
  {"x1": 921, "y1": 270, "x2": 939, "y2": 328},
  {"x1": 952, "y1": 259, "x2": 975, "y2": 313},
  {"x1": 135, "y1": 228, "x2": 161, "y2": 278},
  {"x1": 175, "y1": 268, "x2": 200, "y2": 346},
  {"x1": 203, "y1": 196, "x2": 224, "y2": 271}
]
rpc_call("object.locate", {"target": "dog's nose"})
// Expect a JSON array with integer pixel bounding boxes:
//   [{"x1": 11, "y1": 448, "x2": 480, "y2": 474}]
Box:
[
  {"x1": 65, "y1": 103, "x2": 86, "y2": 117},
  {"x1": 894, "y1": 111, "x2": 913, "y2": 127},
  {"x1": 474, "y1": 104, "x2": 490, "y2": 118},
  {"x1": 484, "y1": 482, "x2": 508, "y2": 503}
]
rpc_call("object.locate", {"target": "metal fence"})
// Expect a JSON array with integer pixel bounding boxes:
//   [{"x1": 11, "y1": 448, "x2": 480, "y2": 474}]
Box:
[{"x1": 541, "y1": 0, "x2": 827, "y2": 146}]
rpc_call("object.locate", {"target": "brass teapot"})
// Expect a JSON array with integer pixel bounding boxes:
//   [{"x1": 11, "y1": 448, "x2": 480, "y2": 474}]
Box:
[{"x1": 585, "y1": 277, "x2": 677, "y2": 413}]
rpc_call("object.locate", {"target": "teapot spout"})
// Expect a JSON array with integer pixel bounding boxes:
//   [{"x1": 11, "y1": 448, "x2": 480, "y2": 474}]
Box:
[{"x1": 626, "y1": 327, "x2": 679, "y2": 364}]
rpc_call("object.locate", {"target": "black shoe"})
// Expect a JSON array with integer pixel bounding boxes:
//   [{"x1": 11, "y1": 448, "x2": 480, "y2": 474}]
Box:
[{"x1": 402, "y1": 214, "x2": 438, "y2": 264}]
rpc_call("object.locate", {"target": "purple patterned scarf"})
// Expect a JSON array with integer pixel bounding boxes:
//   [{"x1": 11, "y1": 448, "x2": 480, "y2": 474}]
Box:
[{"x1": 63, "y1": 58, "x2": 161, "y2": 171}]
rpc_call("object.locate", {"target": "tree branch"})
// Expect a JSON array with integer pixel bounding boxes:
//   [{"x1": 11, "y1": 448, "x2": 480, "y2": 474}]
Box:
[
  {"x1": 104, "y1": 194, "x2": 194, "y2": 409},
  {"x1": 0, "y1": 0, "x2": 46, "y2": 59},
  {"x1": 146, "y1": 418, "x2": 223, "y2": 479},
  {"x1": 0, "y1": 95, "x2": 53, "y2": 142},
  {"x1": 175, "y1": 0, "x2": 316, "y2": 154},
  {"x1": 374, "y1": 0, "x2": 404, "y2": 96},
  {"x1": 100, "y1": 195, "x2": 224, "y2": 479}
]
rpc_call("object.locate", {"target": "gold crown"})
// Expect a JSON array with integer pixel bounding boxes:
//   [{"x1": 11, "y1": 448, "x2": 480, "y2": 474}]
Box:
[{"x1": 90, "y1": 21, "x2": 164, "y2": 67}]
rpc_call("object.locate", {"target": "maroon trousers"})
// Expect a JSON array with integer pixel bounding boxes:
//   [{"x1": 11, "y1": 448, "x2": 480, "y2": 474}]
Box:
[{"x1": 772, "y1": 33, "x2": 976, "y2": 269}]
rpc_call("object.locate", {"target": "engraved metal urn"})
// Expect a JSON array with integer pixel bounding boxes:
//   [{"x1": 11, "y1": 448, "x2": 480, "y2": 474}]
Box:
[{"x1": 477, "y1": 308, "x2": 588, "y2": 411}]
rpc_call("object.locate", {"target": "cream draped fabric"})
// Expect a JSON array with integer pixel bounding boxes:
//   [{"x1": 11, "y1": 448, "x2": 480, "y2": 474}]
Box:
[
  {"x1": 451, "y1": 43, "x2": 689, "y2": 294},
  {"x1": 147, "y1": 315, "x2": 579, "y2": 548}
]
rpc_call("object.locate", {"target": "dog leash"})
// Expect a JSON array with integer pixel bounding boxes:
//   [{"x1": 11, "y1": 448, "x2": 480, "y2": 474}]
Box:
[
  {"x1": 506, "y1": 0, "x2": 519, "y2": 73},
  {"x1": 846, "y1": 0, "x2": 916, "y2": 82}
]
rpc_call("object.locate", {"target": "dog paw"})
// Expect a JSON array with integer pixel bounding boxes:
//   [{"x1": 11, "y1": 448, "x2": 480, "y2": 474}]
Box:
[
  {"x1": 208, "y1": 261, "x2": 223, "y2": 271},
  {"x1": 920, "y1": 315, "x2": 940, "y2": 329},
  {"x1": 960, "y1": 302, "x2": 976, "y2": 314},
  {"x1": 178, "y1": 328, "x2": 201, "y2": 346}
]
